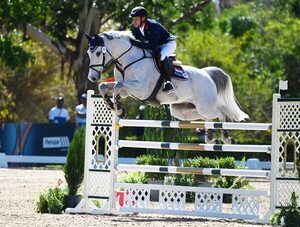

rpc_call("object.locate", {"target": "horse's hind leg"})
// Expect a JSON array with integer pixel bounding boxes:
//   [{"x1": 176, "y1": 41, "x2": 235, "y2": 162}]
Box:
[
  {"x1": 221, "y1": 129, "x2": 235, "y2": 144},
  {"x1": 205, "y1": 128, "x2": 218, "y2": 144},
  {"x1": 219, "y1": 116, "x2": 235, "y2": 144}
]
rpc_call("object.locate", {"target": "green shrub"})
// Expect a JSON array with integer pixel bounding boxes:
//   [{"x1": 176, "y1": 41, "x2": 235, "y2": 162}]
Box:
[
  {"x1": 47, "y1": 187, "x2": 65, "y2": 214},
  {"x1": 36, "y1": 193, "x2": 48, "y2": 213},
  {"x1": 213, "y1": 157, "x2": 249, "y2": 189},
  {"x1": 119, "y1": 172, "x2": 149, "y2": 184},
  {"x1": 64, "y1": 127, "x2": 85, "y2": 196},
  {"x1": 185, "y1": 157, "x2": 218, "y2": 184},
  {"x1": 135, "y1": 154, "x2": 168, "y2": 180},
  {"x1": 216, "y1": 157, "x2": 237, "y2": 169},
  {"x1": 36, "y1": 185, "x2": 67, "y2": 214},
  {"x1": 212, "y1": 176, "x2": 249, "y2": 189},
  {"x1": 270, "y1": 192, "x2": 300, "y2": 226}
]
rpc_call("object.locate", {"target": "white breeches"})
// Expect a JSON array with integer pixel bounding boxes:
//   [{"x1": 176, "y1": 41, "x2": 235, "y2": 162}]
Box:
[{"x1": 160, "y1": 40, "x2": 177, "y2": 61}]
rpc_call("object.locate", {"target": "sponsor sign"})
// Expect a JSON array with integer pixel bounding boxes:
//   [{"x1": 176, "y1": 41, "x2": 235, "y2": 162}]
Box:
[{"x1": 43, "y1": 137, "x2": 70, "y2": 148}]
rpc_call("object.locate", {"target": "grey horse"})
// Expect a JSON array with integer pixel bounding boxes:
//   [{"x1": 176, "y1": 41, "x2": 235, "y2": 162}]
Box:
[{"x1": 85, "y1": 31, "x2": 248, "y2": 144}]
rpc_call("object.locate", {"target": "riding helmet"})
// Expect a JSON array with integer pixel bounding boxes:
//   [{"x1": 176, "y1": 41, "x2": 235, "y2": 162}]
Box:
[{"x1": 130, "y1": 6, "x2": 148, "y2": 18}]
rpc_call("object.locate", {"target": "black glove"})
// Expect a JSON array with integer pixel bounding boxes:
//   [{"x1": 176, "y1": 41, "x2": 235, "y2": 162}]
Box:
[{"x1": 130, "y1": 39, "x2": 142, "y2": 47}]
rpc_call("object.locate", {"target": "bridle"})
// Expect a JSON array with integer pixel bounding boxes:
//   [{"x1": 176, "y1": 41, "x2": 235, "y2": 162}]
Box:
[
  {"x1": 88, "y1": 37, "x2": 154, "y2": 79},
  {"x1": 88, "y1": 43, "x2": 133, "y2": 75}
]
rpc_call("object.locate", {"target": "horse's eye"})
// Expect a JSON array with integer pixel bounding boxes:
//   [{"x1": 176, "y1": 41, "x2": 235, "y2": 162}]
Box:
[{"x1": 96, "y1": 51, "x2": 101, "y2": 57}]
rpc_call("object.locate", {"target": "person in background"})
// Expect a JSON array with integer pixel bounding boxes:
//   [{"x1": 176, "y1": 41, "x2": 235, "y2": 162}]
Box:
[
  {"x1": 48, "y1": 96, "x2": 70, "y2": 123},
  {"x1": 75, "y1": 93, "x2": 87, "y2": 128}
]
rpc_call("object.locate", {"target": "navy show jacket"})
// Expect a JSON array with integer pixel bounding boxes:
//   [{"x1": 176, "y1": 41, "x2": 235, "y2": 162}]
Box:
[{"x1": 131, "y1": 19, "x2": 176, "y2": 51}]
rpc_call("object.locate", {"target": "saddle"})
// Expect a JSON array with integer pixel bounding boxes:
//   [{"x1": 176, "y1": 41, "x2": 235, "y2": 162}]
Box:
[
  {"x1": 142, "y1": 51, "x2": 187, "y2": 107},
  {"x1": 155, "y1": 53, "x2": 188, "y2": 81}
]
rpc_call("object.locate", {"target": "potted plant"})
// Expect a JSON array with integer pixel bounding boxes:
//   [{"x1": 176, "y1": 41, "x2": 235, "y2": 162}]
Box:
[{"x1": 64, "y1": 127, "x2": 85, "y2": 208}]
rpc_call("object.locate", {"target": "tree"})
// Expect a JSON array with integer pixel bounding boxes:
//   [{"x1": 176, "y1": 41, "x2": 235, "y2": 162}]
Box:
[{"x1": 0, "y1": 0, "x2": 212, "y2": 103}]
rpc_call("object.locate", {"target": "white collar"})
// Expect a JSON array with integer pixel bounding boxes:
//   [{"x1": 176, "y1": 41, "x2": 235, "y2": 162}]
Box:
[{"x1": 139, "y1": 24, "x2": 145, "y2": 36}]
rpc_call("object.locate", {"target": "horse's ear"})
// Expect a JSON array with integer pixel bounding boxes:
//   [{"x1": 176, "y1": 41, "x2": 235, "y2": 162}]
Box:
[
  {"x1": 84, "y1": 32, "x2": 92, "y2": 42},
  {"x1": 93, "y1": 34, "x2": 104, "y2": 46}
]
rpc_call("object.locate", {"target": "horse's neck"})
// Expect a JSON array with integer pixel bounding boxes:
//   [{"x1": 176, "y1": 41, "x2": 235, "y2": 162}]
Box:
[{"x1": 108, "y1": 39, "x2": 151, "y2": 69}]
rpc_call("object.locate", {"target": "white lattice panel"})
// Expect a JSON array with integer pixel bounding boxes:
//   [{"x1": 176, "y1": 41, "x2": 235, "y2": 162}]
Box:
[
  {"x1": 159, "y1": 190, "x2": 186, "y2": 210},
  {"x1": 276, "y1": 180, "x2": 300, "y2": 207},
  {"x1": 90, "y1": 125, "x2": 113, "y2": 170},
  {"x1": 123, "y1": 187, "x2": 150, "y2": 208},
  {"x1": 88, "y1": 171, "x2": 111, "y2": 197},
  {"x1": 278, "y1": 102, "x2": 300, "y2": 130},
  {"x1": 195, "y1": 192, "x2": 222, "y2": 213},
  {"x1": 232, "y1": 194, "x2": 260, "y2": 216},
  {"x1": 92, "y1": 96, "x2": 113, "y2": 125},
  {"x1": 277, "y1": 131, "x2": 300, "y2": 178}
]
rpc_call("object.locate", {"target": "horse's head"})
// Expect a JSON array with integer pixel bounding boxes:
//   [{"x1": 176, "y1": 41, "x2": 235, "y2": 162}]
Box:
[{"x1": 84, "y1": 33, "x2": 114, "y2": 82}]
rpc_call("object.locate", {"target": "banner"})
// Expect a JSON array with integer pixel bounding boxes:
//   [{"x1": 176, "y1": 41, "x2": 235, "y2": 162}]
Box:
[{"x1": 0, "y1": 123, "x2": 76, "y2": 157}]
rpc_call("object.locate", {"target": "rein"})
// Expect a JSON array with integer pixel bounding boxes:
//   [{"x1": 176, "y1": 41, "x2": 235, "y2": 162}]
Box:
[{"x1": 89, "y1": 40, "x2": 154, "y2": 78}]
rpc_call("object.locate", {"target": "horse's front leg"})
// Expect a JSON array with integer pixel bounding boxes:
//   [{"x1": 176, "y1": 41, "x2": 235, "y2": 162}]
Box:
[
  {"x1": 112, "y1": 82, "x2": 128, "y2": 118},
  {"x1": 99, "y1": 82, "x2": 116, "y2": 110}
]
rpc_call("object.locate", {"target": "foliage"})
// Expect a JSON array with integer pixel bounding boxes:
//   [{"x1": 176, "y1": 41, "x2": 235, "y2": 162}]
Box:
[
  {"x1": 64, "y1": 127, "x2": 85, "y2": 196},
  {"x1": 135, "y1": 154, "x2": 168, "y2": 166},
  {"x1": 184, "y1": 156, "x2": 250, "y2": 189},
  {"x1": 36, "y1": 182, "x2": 67, "y2": 214},
  {"x1": 119, "y1": 172, "x2": 149, "y2": 184},
  {"x1": 229, "y1": 14, "x2": 256, "y2": 38},
  {"x1": 1, "y1": 0, "x2": 300, "y2": 138},
  {"x1": 212, "y1": 176, "x2": 249, "y2": 189},
  {"x1": 36, "y1": 193, "x2": 48, "y2": 213},
  {"x1": 144, "y1": 105, "x2": 190, "y2": 162},
  {"x1": 212, "y1": 157, "x2": 249, "y2": 189},
  {"x1": 0, "y1": 35, "x2": 77, "y2": 122},
  {"x1": 270, "y1": 192, "x2": 300, "y2": 226},
  {"x1": 46, "y1": 187, "x2": 66, "y2": 214},
  {"x1": 185, "y1": 156, "x2": 217, "y2": 183},
  {"x1": 135, "y1": 154, "x2": 168, "y2": 180},
  {"x1": 0, "y1": 35, "x2": 34, "y2": 70}
]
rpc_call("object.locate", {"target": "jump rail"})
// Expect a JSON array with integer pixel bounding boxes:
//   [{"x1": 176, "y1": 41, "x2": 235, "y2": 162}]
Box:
[
  {"x1": 118, "y1": 140, "x2": 272, "y2": 153},
  {"x1": 118, "y1": 119, "x2": 272, "y2": 131},
  {"x1": 116, "y1": 164, "x2": 270, "y2": 178}
]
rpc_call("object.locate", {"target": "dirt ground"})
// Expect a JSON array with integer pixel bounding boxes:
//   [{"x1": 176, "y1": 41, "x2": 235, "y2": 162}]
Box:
[{"x1": 0, "y1": 168, "x2": 272, "y2": 227}]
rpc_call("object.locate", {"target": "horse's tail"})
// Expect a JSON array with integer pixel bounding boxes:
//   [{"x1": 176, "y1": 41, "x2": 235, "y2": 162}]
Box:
[{"x1": 205, "y1": 67, "x2": 249, "y2": 122}]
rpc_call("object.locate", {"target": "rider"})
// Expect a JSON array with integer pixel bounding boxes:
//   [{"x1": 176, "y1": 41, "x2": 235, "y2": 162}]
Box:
[{"x1": 129, "y1": 6, "x2": 176, "y2": 94}]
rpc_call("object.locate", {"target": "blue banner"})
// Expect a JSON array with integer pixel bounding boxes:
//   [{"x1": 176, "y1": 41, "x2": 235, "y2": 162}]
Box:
[{"x1": 0, "y1": 123, "x2": 76, "y2": 156}]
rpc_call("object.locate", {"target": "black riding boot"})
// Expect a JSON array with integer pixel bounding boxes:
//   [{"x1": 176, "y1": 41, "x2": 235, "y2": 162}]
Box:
[{"x1": 161, "y1": 58, "x2": 175, "y2": 94}]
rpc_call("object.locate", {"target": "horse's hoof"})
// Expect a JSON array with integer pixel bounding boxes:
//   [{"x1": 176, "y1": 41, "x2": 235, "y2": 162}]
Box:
[
  {"x1": 221, "y1": 137, "x2": 234, "y2": 144},
  {"x1": 104, "y1": 100, "x2": 114, "y2": 110},
  {"x1": 116, "y1": 107, "x2": 127, "y2": 118},
  {"x1": 205, "y1": 138, "x2": 217, "y2": 144}
]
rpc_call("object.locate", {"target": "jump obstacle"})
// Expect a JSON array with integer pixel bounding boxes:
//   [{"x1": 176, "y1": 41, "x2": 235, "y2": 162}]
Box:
[{"x1": 66, "y1": 90, "x2": 300, "y2": 223}]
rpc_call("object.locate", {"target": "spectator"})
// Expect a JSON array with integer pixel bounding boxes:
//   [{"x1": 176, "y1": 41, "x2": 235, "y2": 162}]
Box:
[
  {"x1": 75, "y1": 93, "x2": 87, "y2": 128},
  {"x1": 135, "y1": 105, "x2": 145, "y2": 138},
  {"x1": 48, "y1": 96, "x2": 70, "y2": 123}
]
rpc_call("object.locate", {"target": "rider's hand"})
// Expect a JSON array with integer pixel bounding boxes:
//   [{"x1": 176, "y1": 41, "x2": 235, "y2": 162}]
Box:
[{"x1": 130, "y1": 39, "x2": 141, "y2": 46}]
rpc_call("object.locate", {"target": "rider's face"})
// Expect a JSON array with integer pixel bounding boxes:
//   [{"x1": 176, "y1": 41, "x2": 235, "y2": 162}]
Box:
[{"x1": 132, "y1": 16, "x2": 144, "y2": 28}]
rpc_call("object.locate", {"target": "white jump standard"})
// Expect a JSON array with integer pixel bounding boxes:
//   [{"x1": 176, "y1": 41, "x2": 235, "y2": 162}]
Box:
[{"x1": 66, "y1": 91, "x2": 300, "y2": 223}]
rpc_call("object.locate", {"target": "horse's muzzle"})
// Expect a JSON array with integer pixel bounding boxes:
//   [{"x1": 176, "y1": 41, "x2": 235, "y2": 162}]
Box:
[{"x1": 88, "y1": 71, "x2": 100, "y2": 82}]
